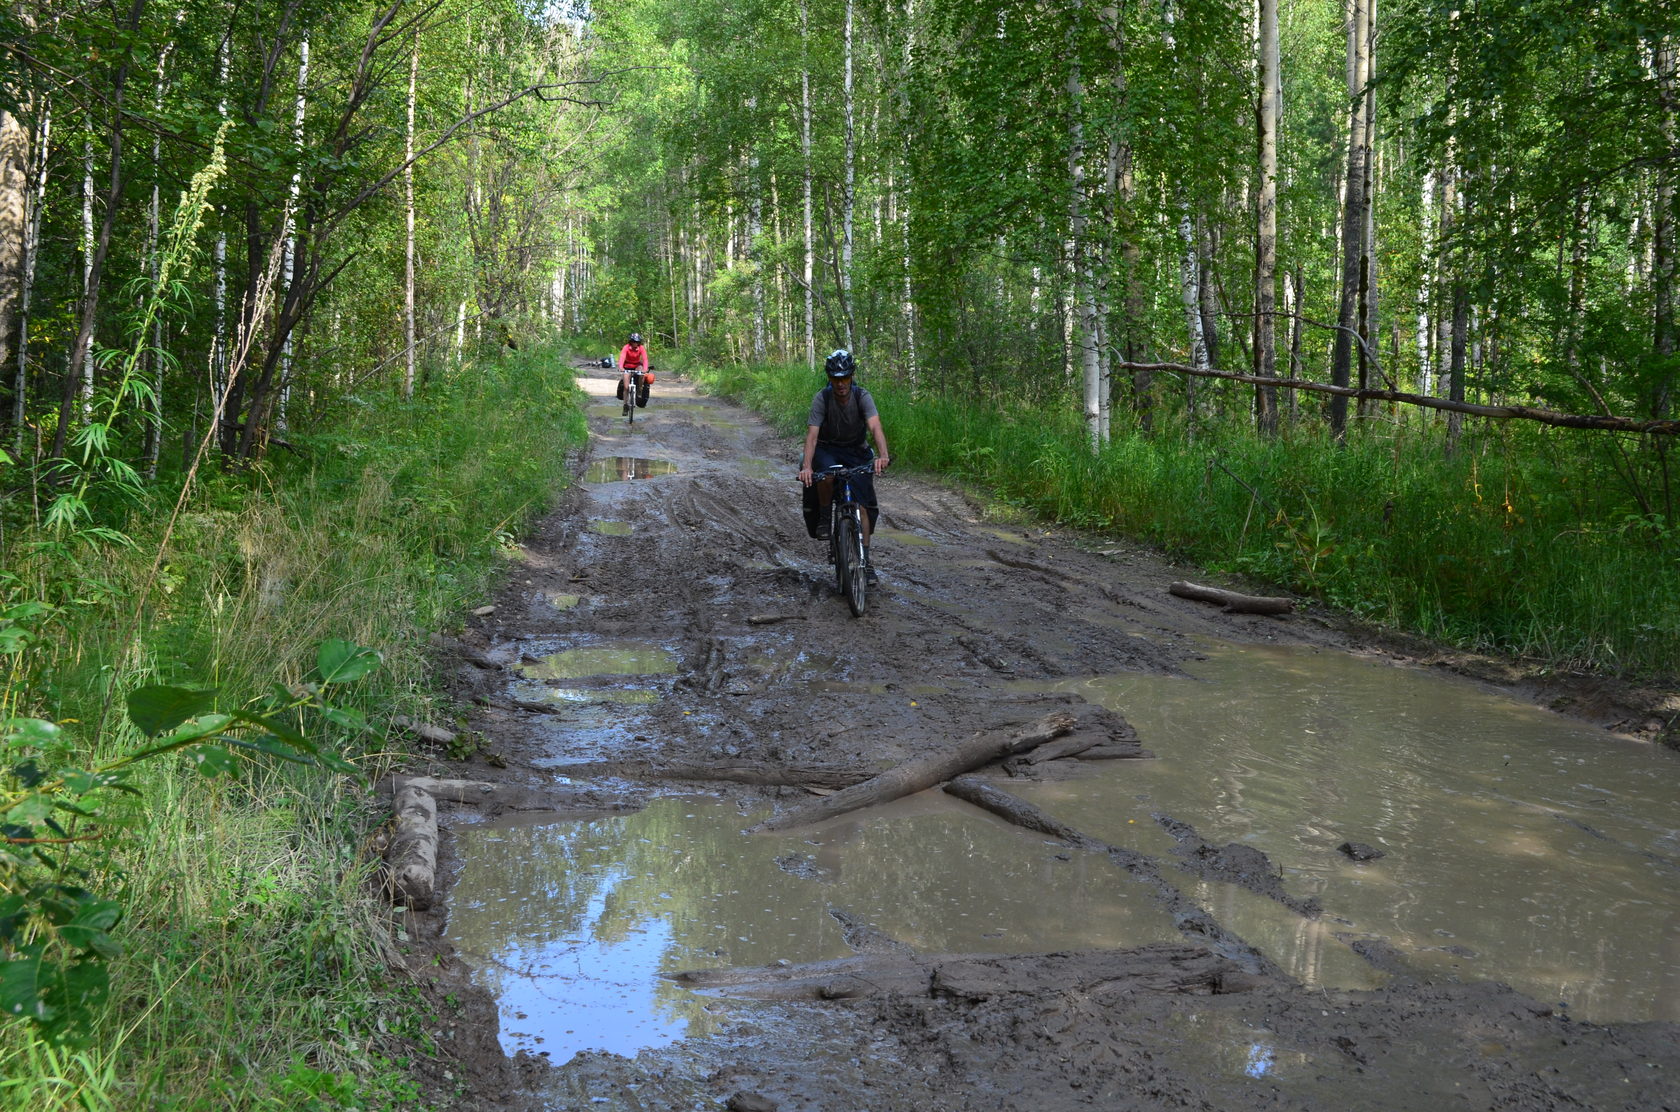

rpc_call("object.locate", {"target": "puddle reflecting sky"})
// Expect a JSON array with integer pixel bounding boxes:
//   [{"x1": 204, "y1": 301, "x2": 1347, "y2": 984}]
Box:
[
  {"x1": 445, "y1": 793, "x2": 1180, "y2": 1062},
  {"x1": 1012, "y1": 644, "x2": 1680, "y2": 1022}
]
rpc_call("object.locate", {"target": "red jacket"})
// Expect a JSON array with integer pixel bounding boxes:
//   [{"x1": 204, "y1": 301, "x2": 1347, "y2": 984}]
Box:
[{"x1": 619, "y1": 342, "x2": 647, "y2": 370}]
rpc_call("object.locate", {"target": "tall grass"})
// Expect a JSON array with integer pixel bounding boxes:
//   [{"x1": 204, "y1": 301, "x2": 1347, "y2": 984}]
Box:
[
  {"x1": 692, "y1": 361, "x2": 1679, "y2": 681},
  {"x1": 0, "y1": 343, "x2": 586, "y2": 1108}
]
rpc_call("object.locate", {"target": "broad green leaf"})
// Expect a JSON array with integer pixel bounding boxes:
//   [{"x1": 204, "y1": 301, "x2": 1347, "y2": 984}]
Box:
[
  {"x1": 2, "y1": 719, "x2": 61, "y2": 749},
  {"x1": 183, "y1": 745, "x2": 239, "y2": 778},
  {"x1": 323, "y1": 706, "x2": 367, "y2": 732},
  {"x1": 316, "y1": 640, "x2": 381, "y2": 684},
  {"x1": 127, "y1": 685, "x2": 218, "y2": 738},
  {"x1": 0, "y1": 955, "x2": 53, "y2": 1021}
]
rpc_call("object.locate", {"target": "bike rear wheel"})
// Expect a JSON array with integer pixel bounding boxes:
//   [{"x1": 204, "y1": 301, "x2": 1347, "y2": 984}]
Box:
[{"x1": 840, "y1": 510, "x2": 867, "y2": 617}]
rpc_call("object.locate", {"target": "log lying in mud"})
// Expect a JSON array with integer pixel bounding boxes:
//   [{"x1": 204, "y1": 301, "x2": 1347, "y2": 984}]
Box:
[
  {"x1": 377, "y1": 775, "x2": 642, "y2": 815},
  {"x1": 747, "y1": 712, "x2": 1076, "y2": 833},
  {"x1": 542, "y1": 758, "x2": 868, "y2": 791},
  {"x1": 386, "y1": 783, "x2": 438, "y2": 909},
  {"x1": 669, "y1": 944, "x2": 1254, "y2": 1002},
  {"x1": 944, "y1": 777, "x2": 1101, "y2": 848},
  {"x1": 1168, "y1": 580, "x2": 1294, "y2": 616}
]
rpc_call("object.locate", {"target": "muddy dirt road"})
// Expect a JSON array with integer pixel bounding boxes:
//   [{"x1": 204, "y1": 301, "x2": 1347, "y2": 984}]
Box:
[{"x1": 414, "y1": 365, "x2": 1680, "y2": 1111}]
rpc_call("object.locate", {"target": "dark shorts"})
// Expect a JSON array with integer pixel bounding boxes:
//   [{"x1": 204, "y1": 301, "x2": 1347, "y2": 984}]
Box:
[{"x1": 802, "y1": 443, "x2": 878, "y2": 537}]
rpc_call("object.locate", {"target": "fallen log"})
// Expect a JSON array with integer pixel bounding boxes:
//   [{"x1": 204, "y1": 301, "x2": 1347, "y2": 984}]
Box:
[
  {"x1": 1169, "y1": 580, "x2": 1294, "y2": 616},
  {"x1": 386, "y1": 783, "x2": 438, "y2": 909},
  {"x1": 944, "y1": 777, "x2": 1101, "y2": 848},
  {"x1": 747, "y1": 712, "x2": 1075, "y2": 833},
  {"x1": 541, "y1": 758, "x2": 868, "y2": 791},
  {"x1": 392, "y1": 715, "x2": 457, "y2": 747},
  {"x1": 669, "y1": 945, "x2": 1252, "y2": 1002}
]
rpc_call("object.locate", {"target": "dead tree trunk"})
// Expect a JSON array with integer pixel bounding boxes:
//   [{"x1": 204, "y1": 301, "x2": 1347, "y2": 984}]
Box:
[{"x1": 748, "y1": 712, "x2": 1076, "y2": 833}]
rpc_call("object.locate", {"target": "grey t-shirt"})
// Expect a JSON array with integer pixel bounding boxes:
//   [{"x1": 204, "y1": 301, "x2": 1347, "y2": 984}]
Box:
[{"x1": 807, "y1": 385, "x2": 878, "y2": 447}]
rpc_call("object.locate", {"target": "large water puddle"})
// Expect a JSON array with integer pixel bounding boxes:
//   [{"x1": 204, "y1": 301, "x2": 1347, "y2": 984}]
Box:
[
  {"x1": 584, "y1": 457, "x2": 678, "y2": 483},
  {"x1": 445, "y1": 792, "x2": 1180, "y2": 1063},
  {"x1": 1011, "y1": 644, "x2": 1680, "y2": 1022}
]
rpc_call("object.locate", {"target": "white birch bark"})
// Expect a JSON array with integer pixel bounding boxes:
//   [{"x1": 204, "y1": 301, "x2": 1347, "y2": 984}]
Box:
[
  {"x1": 0, "y1": 92, "x2": 29, "y2": 421},
  {"x1": 842, "y1": 0, "x2": 856, "y2": 349},
  {"x1": 278, "y1": 38, "x2": 309, "y2": 429},
  {"x1": 144, "y1": 38, "x2": 175, "y2": 480},
  {"x1": 4, "y1": 93, "x2": 42, "y2": 455},
  {"x1": 802, "y1": 0, "x2": 814, "y2": 368},
  {"x1": 900, "y1": 0, "x2": 917, "y2": 386},
  {"x1": 1328, "y1": 0, "x2": 1370, "y2": 438},
  {"x1": 405, "y1": 42, "x2": 417, "y2": 397},
  {"x1": 211, "y1": 40, "x2": 229, "y2": 415},
  {"x1": 1255, "y1": 0, "x2": 1280, "y2": 432},
  {"x1": 746, "y1": 98, "x2": 766, "y2": 362},
  {"x1": 80, "y1": 131, "x2": 95, "y2": 403},
  {"x1": 1067, "y1": 32, "x2": 1101, "y2": 448},
  {"x1": 1416, "y1": 169, "x2": 1433, "y2": 395}
]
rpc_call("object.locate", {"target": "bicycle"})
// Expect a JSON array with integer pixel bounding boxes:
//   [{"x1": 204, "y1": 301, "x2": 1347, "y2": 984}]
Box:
[
  {"x1": 621, "y1": 368, "x2": 648, "y2": 425},
  {"x1": 813, "y1": 462, "x2": 875, "y2": 617}
]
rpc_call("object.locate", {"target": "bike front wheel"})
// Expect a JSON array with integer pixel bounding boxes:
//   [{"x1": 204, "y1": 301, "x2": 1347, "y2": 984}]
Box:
[{"x1": 841, "y1": 510, "x2": 867, "y2": 617}]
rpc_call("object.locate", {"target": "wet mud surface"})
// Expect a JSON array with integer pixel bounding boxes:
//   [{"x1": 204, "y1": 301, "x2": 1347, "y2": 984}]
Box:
[{"x1": 403, "y1": 364, "x2": 1680, "y2": 1111}]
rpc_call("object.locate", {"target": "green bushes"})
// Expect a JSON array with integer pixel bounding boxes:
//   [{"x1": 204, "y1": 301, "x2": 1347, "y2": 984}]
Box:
[
  {"x1": 0, "y1": 344, "x2": 586, "y2": 1108},
  {"x1": 694, "y1": 362, "x2": 1678, "y2": 680}
]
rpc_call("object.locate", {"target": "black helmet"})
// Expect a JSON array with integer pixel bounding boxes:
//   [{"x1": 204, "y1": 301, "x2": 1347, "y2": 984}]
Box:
[
  {"x1": 825, "y1": 349, "x2": 855, "y2": 378},
  {"x1": 629, "y1": 332, "x2": 642, "y2": 344}
]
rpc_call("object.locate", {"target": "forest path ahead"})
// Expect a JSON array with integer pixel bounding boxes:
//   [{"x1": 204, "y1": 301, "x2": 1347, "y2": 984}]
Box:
[{"x1": 420, "y1": 363, "x2": 1680, "y2": 1112}]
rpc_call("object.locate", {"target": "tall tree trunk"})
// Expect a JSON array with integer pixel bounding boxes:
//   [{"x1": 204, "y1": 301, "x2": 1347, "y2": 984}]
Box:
[
  {"x1": 1177, "y1": 202, "x2": 1209, "y2": 426},
  {"x1": 1328, "y1": 0, "x2": 1370, "y2": 441},
  {"x1": 1653, "y1": 35, "x2": 1677, "y2": 416},
  {"x1": 0, "y1": 57, "x2": 31, "y2": 441},
  {"x1": 841, "y1": 0, "x2": 856, "y2": 349},
  {"x1": 11, "y1": 102, "x2": 47, "y2": 459},
  {"x1": 279, "y1": 37, "x2": 310, "y2": 427},
  {"x1": 1067, "y1": 6, "x2": 1101, "y2": 448},
  {"x1": 1254, "y1": 0, "x2": 1281, "y2": 434},
  {"x1": 1356, "y1": 0, "x2": 1378, "y2": 410},
  {"x1": 1416, "y1": 168, "x2": 1434, "y2": 395},
  {"x1": 801, "y1": 0, "x2": 815, "y2": 368},
  {"x1": 404, "y1": 41, "x2": 417, "y2": 398},
  {"x1": 144, "y1": 39, "x2": 175, "y2": 480}
]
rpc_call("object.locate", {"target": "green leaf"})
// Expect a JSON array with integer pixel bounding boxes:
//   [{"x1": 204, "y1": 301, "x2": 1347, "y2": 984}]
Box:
[
  {"x1": 323, "y1": 706, "x2": 367, "y2": 732},
  {"x1": 58, "y1": 901, "x2": 122, "y2": 959},
  {"x1": 127, "y1": 685, "x2": 219, "y2": 738},
  {"x1": 2, "y1": 719, "x2": 61, "y2": 750},
  {"x1": 183, "y1": 745, "x2": 239, "y2": 778},
  {"x1": 316, "y1": 640, "x2": 380, "y2": 684},
  {"x1": 0, "y1": 955, "x2": 53, "y2": 1021}
]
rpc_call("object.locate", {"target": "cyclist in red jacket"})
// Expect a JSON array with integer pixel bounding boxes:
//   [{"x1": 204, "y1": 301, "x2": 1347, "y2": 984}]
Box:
[{"x1": 619, "y1": 333, "x2": 650, "y2": 414}]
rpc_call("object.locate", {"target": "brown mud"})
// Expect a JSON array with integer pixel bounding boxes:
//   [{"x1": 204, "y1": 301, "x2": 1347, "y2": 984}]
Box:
[{"x1": 392, "y1": 364, "x2": 1680, "y2": 1111}]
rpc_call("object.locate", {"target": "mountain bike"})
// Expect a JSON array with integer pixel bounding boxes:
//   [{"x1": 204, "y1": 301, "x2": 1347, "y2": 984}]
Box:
[
  {"x1": 621, "y1": 368, "x2": 648, "y2": 425},
  {"x1": 816, "y1": 462, "x2": 875, "y2": 617}
]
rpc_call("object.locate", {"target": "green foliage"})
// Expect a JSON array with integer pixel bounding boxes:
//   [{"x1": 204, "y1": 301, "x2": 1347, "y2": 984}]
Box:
[{"x1": 0, "y1": 343, "x2": 587, "y2": 1102}]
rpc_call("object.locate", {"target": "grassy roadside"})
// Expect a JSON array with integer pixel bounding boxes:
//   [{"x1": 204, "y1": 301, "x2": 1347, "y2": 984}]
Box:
[
  {"x1": 0, "y1": 344, "x2": 586, "y2": 1109},
  {"x1": 689, "y1": 360, "x2": 1679, "y2": 684}
]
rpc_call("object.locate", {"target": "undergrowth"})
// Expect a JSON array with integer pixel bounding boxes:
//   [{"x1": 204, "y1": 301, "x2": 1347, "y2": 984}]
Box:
[
  {"x1": 692, "y1": 361, "x2": 1679, "y2": 682},
  {"x1": 0, "y1": 342, "x2": 586, "y2": 1109}
]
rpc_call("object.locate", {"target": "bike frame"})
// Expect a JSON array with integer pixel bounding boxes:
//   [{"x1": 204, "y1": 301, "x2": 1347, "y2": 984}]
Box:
[{"x1": 819, "y1": 462, "x2": 873, "y2": 617}]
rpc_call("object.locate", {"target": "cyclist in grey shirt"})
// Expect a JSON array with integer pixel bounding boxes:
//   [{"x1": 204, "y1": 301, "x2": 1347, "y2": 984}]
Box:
[{"x1": 798, "y1": 349, "x2": 892, "y2": 580}]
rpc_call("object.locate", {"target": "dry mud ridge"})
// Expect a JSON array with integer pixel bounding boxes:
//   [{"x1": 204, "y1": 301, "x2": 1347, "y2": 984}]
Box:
[{"x1": 401, "y1": 365, "x2": 1680, "y2": 1112}]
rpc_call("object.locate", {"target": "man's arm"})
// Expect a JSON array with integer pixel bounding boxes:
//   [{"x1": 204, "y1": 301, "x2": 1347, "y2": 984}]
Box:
[
  {"x1": 797, "y1": 425, "x2": 822, "y2": 486},
  {"x1": 867, "y1": 416, "x2": 890, "y2": 475}
]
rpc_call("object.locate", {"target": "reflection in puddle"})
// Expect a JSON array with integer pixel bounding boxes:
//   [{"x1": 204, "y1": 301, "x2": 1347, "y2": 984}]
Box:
[
  {"x1": 588, "y1": 520, "x2": 633, "y2": 535},
  {"x1": 542, "y1": 591, "x2": 582, "y2": 610},
  {"x1": 584, "y1": 456, "x2": 678, "y2": 483},
  {"x1": 446, "y1": 793, "x2": 1181, "y2": 1062},
  {"x1": 872, "y1": 529, "x2": 937, "y2": 547},
  {"x1": 1012, "y1": 644, "x2": 1680, "y2": 1022},
  {"x1": 519, "y1": 643, "x2": 678, "y2": 680}
]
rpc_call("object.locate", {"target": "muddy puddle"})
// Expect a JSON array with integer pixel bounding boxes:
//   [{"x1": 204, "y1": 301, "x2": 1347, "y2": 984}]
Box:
[
  {"x1": 1009, "y1": 642, "x2": 1680, "y2": 1023},
  {"x1": 444, "y1": 792, "x2": 1180, "y2": 1062},
  {"x1": 583, "y1": 456, "x2": 678, "y2": 483}
]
